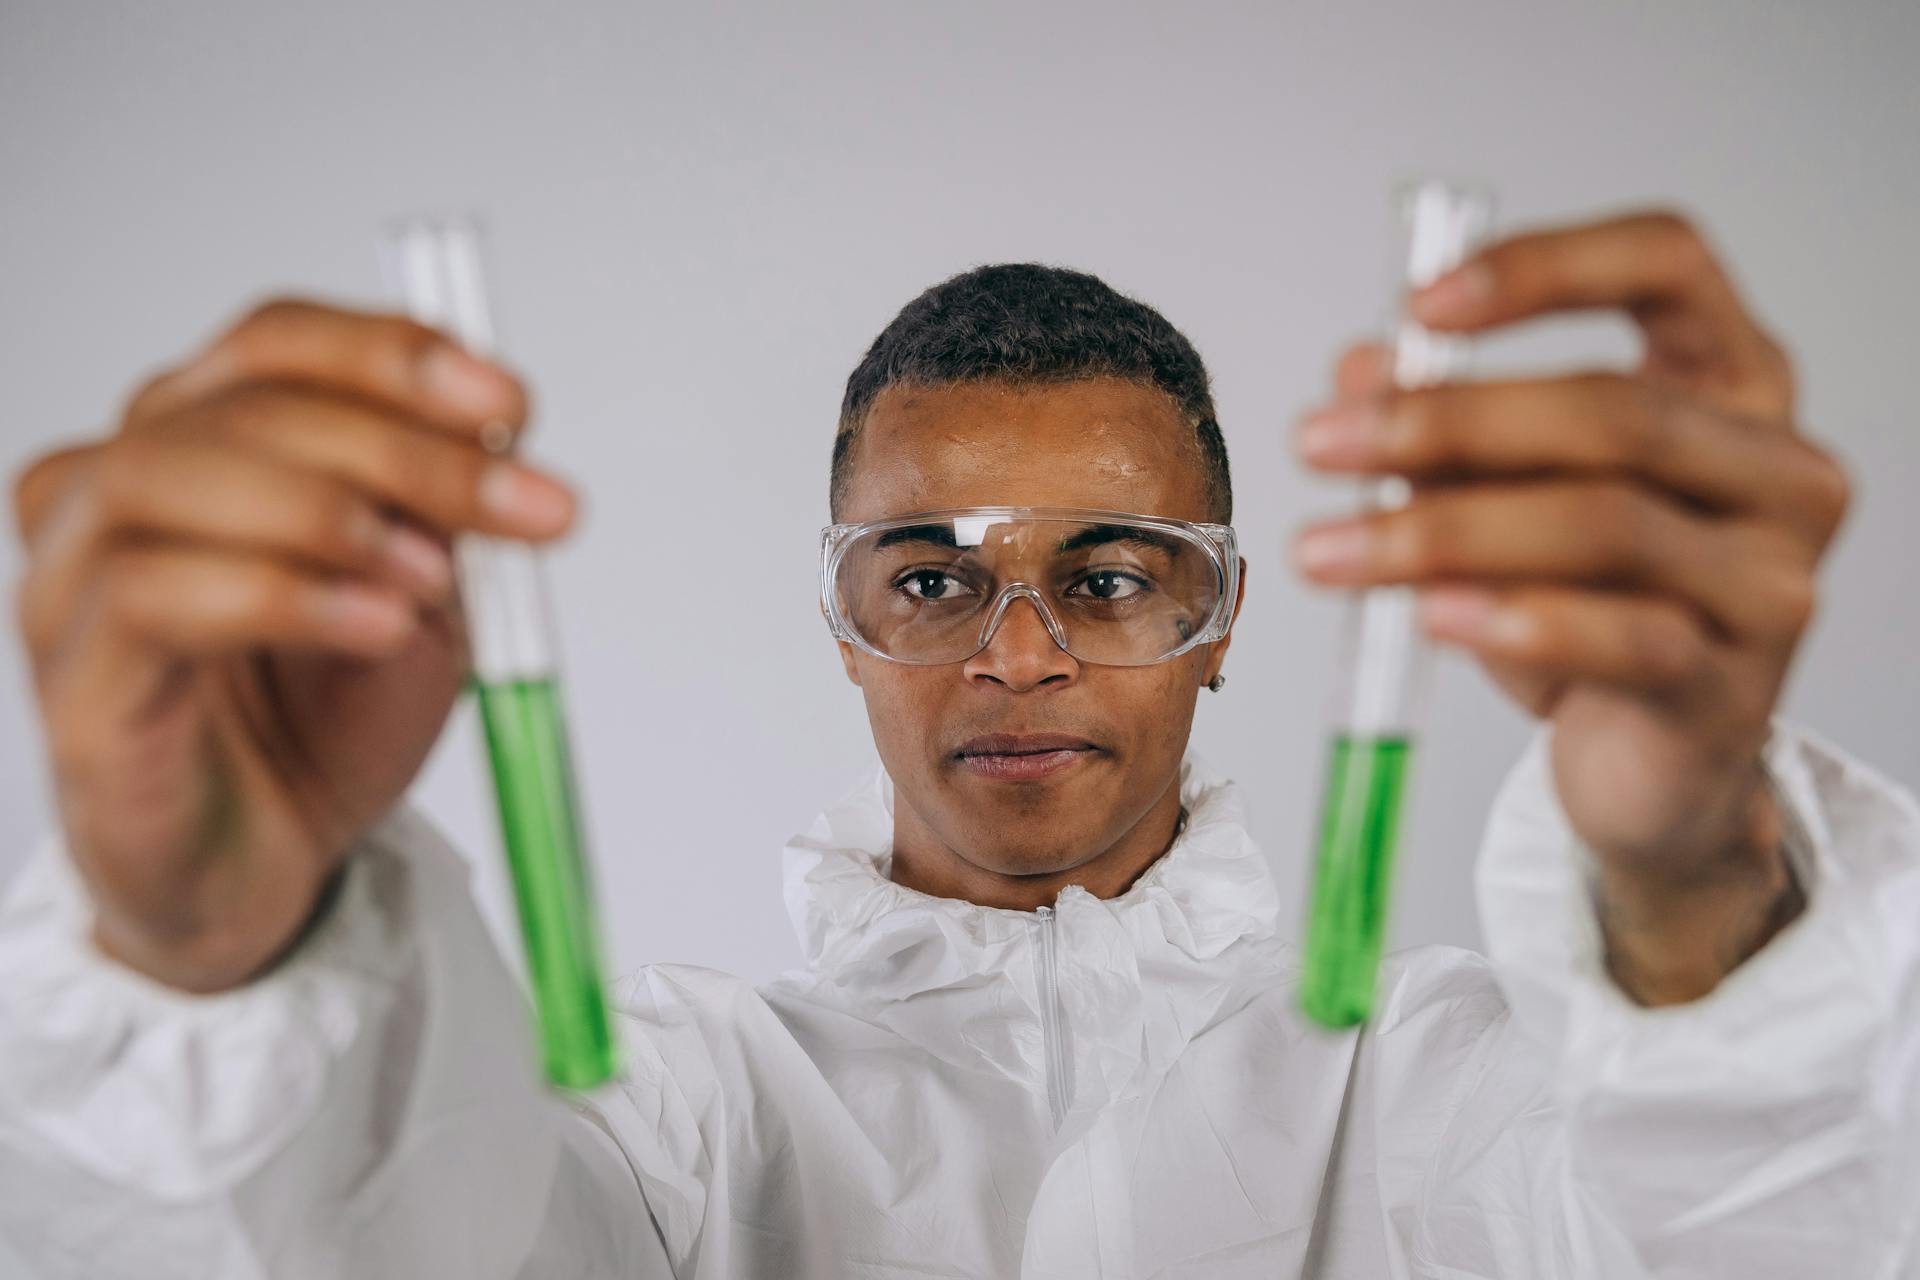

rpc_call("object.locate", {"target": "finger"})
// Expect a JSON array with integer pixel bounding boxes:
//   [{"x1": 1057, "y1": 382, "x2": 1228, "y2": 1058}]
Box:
[
  {"x1": 35, "y1": 544, "x2": 415, "y2": 770},
  {"x1": 1295, "y1": 372, "x2": 1851, "y2": 550},
  {"x1": 63, "y1": 543, "x2": 420, "y2": 665},
  {"x1": 13, "y1": 442, "x2": 103, "y2": 545},
  {"x1": 1418, "y1": 584, "x2": 1722, "y2": 699},
  {"x1": 1292, "y1": 480, "x2": 1817, "y2": 645},
  {"x1": 1333, "y1": 341, "x2": 1392, "y2": 401},
  {"x1": 16, "y1": 437, "x2": 452, "y2": 661},
  {"x1": 1407, "y1": 211, "x2": 1792, "y2": 418},
  {"x1": 1473, "y1": 653, "x2": 1568, "y2": 721},
  {"x1": 126, "y1": 298, "x2": 529, "y2": 439},
  {"x1": 162, "y1": 383, "x2": 577, "y2": 542}
]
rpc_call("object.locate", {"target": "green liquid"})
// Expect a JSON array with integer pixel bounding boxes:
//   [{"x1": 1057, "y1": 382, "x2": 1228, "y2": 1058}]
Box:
[
  {"x1": 1300, "y1": 734, "x2": 1412, "y2": 1029},
  {"x1": 474, "y1": 676, "x2": 618, "y2": 1089}
]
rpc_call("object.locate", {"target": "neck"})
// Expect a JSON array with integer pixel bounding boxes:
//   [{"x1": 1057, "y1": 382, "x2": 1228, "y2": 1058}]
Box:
[{"x1": 887, "y1": 781, "x2": 1188, "y2": 911}]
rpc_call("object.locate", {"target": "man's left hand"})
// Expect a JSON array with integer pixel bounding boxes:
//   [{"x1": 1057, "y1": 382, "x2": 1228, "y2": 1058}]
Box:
[{"x1": 1291, "y1": 210, "x2": 1850, "y2": 1005}]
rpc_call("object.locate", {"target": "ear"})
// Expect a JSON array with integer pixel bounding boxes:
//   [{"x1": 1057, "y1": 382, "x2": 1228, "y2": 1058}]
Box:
[
  {"x1": 1199, "y1": 555, "x2": 1249, "y2": 687},
  {"x1": 837, "y1": 639, "x2": 864, "y2": 687},
  {"x1": 824, "y1": 600, "x2": 864, "y2": 686}
]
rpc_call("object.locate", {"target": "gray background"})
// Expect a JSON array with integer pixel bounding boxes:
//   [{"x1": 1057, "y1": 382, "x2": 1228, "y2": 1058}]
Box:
[{"x1": 2, "y1": 0, "x2": 1915, "y2": 989}]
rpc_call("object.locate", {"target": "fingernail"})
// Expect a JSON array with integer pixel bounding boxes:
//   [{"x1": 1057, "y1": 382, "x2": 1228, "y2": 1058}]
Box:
[
  {"x1": 316, "y1": 584, "x2": 415, "y2": 645},
  {"x1": 1296, "y1": 404, "x2": 1386, "y2": 464},
  {"x1": 480, "y1": 462, "x2": 575, "y2": 534},
  {"x1": 479, "y1": 418, "x2": 518, "y2": 455},
  {"x1": 1485, "y1": 605, "x2": 1534, "y2": 648},
  {"x1": 1419, "y1": 587, "x2": 1496, "y2": 638},
  {"x1": 421, "y1": 344, "x2": 517, "y2": 416},
  {"x1": 1294, "y1": 522, "x2": 1377, "y2": 575},
  {"x1": 382, "y1": 523, "x2": 455, "y2": 597},
  {"x1": 1410, "y1": 262, "x2": 1493, "y2": 324}
]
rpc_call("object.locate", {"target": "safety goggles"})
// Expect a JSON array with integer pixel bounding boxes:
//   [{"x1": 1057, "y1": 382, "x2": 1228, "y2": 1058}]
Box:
[{"x1": 820, "y1": 506, "x2": 1240, "y2": 666}]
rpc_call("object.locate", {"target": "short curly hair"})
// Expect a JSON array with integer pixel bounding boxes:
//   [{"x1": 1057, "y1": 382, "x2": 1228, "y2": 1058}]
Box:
[{"x1": 832, "y1": 262, "x2": 1231, "y2": 523}]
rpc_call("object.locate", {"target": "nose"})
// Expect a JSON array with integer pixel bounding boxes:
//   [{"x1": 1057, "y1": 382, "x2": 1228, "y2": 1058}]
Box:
[{"x1": 962, "y1": 591, "x2": 1078, "y2": 692}]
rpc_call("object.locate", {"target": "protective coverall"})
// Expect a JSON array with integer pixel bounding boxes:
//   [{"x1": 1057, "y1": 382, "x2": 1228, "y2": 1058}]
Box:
[{"x1": 0, "y1": 720, "x2": 1915, "y2": 1278}]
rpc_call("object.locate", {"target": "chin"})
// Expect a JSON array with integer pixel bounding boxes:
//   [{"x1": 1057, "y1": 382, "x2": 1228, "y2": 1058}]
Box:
[{"x1": 959, "y1": 834, "x2": 1092, "y2": 880}]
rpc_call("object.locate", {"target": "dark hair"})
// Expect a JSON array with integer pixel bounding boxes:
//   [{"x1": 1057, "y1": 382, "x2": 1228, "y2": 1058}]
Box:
[{"x1": 832, "y1": 262, "x2": 1231, "y2": 523}]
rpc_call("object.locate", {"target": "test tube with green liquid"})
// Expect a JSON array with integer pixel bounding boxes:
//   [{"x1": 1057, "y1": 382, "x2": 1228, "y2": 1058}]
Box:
[
  {"x1": 380, "y1": 217, "x2": 619, "y2": 1088},
  {"x1": 1300, "y1": 179, "x2": 1494, "y2": 1029}
]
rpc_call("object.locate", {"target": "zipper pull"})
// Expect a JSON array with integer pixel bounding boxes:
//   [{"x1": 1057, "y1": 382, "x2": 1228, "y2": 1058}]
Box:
[{"x1": 1032, "y1": 901, "x2": 1068, "y2": 1128}]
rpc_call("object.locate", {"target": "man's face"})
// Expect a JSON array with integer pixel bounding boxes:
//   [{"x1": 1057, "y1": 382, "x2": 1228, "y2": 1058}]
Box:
[{"x1": 832, "y1": 376, "x2": 1245, "y2": 881}]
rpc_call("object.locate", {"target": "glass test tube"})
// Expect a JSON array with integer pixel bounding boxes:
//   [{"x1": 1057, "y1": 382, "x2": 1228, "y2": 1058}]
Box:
[
  {"x1": 1299, "y1": 179, "x2": 1494, "y2": 1029},
  {"x1": 379, "y1": 216, "x2": 619, "y2": 1089}
]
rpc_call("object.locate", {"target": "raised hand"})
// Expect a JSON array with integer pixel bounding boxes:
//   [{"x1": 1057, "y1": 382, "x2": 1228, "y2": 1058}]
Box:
[
  {"x1": 1292, "y1": 212, "x2": 1848, "y2": 1003},
  {"x1": 11, "y1": 299, "x2": 577, "y2": 992}
]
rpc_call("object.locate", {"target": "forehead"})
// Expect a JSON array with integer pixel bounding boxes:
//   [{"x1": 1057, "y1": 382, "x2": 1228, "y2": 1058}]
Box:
[{"x1": 838, "y1": 377, "x2": 1210, "y2": 524}]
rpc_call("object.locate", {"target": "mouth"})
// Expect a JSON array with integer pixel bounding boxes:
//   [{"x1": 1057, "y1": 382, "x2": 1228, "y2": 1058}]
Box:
[{"x1": 953, "y1": 733, "x2": 1102, "y2": 781}]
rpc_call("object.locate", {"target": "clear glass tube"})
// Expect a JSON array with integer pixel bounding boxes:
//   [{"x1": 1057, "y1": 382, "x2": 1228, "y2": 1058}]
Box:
[
  {"x1": 1299, "y1": 178, "x2": 1495, "y2": 1029},
  {"x1": 378, "y1": 216, "x2": 618, "y2": 1089}
]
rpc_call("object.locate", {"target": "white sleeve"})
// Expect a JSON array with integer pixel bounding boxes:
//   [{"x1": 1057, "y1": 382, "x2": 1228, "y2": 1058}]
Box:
[
  {"x1": 1476, "y1": 719, "x2": 1920, "y2": 1278},
  {"x1": 0, "y1": 804, "x2": 678, "y2": 1280}
]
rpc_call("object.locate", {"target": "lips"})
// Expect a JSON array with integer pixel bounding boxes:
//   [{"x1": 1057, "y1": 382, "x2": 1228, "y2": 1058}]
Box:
[
  {"x1": 952, "y1": 733, "x2": 1101, "y2": 782},
  {"x1": 954, "y1": 733, "x2": 1098, "y2": 757}
]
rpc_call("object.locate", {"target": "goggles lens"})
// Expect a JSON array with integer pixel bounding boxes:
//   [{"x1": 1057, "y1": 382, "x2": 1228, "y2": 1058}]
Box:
[{"x1": 825, "y1": 511, "x2": 1234, "y2": 666}]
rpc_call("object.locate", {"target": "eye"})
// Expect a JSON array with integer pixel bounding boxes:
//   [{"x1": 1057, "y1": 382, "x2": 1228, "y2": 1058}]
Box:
[
  {"x1": 895, "y1": 569, "x2": 975, "y2": 601},
  {"x1": 1071, "y1": 570, "x2": 1150, "y2": 601}
]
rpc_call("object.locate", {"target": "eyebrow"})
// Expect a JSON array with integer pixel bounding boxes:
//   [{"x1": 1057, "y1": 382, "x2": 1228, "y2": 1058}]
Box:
[
  {"x1": 872, "y1": 524, "x2": 960, "y2": 551},
  {"x1": 870, "y1": 522, "x2": 1183, "y2": 555},
  {"x1": 1054, "y1": 524, "x2": 1184, "y2": 556}
]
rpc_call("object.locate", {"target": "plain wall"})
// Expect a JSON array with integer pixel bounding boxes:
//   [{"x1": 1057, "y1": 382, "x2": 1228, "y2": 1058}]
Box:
[{"x1": 2, "y1": 0, "x2": 1915, "y2": 988}]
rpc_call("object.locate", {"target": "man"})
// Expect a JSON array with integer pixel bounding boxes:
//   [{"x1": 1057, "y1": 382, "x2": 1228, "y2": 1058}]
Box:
[{"x1": 0, "y1": 210, "x2": 1915, "y2": 1278}]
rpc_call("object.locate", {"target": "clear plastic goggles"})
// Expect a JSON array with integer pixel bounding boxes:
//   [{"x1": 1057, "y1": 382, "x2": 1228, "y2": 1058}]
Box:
[{"x1": 820, "y1": 506, "x2": 1240, "y2": 666}]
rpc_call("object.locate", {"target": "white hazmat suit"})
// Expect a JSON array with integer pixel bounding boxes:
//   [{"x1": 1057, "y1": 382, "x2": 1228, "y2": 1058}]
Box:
[{"x1": 1, "y1": 720, "x2": 1916, "y2": 1278}]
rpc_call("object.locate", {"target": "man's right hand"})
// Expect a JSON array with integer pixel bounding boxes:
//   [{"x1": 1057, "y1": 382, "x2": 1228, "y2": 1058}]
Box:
[{"x1": 10, "y1": 299, "x2": 578, "y2": 994}]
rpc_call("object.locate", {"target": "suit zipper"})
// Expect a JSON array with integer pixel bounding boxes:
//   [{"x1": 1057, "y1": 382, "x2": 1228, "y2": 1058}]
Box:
[{"x1": 1034, "y1": 904, "x2": 1068, "y2": 1129}]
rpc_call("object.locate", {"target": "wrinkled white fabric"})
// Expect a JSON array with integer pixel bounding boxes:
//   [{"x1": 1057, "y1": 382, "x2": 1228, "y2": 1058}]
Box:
[{"x1": 0, "y1": 720, "x2": 1915, "y2": 1278}]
